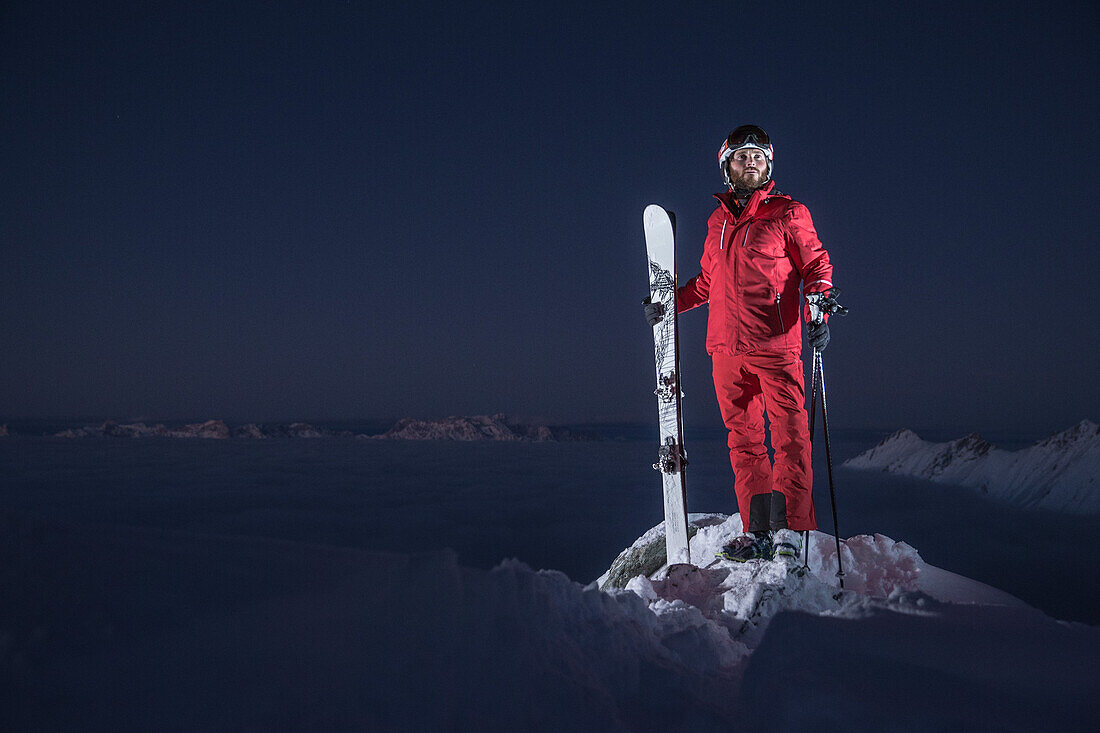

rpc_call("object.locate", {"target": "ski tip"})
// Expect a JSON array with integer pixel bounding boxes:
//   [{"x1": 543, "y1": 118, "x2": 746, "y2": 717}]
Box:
[{"x1": 644, "y1": 205, "x2": 675, "y2": 234}]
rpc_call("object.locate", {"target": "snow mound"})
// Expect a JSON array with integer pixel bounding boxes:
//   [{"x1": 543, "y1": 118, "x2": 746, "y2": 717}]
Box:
[
  {"x1": 602, "y1": 513, "x2": 923, "y2": 599},
  {"x1": 587, "y1": 513, "x2": 1096, "y2": 729},
  {"x1": 1, "y1": 512, "x2": 742, "y2": 730},
  {"x1": 844, "y1": 420, "x2": 1100, "y2": 514},
  {"x1": 600, "y1": 514, "x2": 941, "y2": 651}
]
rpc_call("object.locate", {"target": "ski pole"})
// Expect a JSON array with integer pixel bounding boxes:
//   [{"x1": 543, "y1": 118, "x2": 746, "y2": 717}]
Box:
[
  {"x1": 816, "y1": 348, "x2": 845, "y2": 588},
  {"x1": 808, "y1": 343, "x2": 819, "y2": 442},
  {"x1": 806, "y1": 290, "x2": 848, "y2": 589},
  {"x1": 804, "y1": 358, "x2": 819, "y2": 571}
]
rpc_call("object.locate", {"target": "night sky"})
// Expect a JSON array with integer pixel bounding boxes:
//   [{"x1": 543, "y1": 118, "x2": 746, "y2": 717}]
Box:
[{"x1": 2, "y1": 1, "x2": 1097, "y2": 436}]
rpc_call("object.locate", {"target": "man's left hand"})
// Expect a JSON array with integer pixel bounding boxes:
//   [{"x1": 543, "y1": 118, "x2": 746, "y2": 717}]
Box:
[{"x1": 808, "y1": 320, "x2": 830, "y2": 351}]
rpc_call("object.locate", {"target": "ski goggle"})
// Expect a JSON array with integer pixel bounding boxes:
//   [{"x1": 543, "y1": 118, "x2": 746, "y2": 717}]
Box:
[{"x1": 726, "y1": 125, "x2": 770, "y2": 148}]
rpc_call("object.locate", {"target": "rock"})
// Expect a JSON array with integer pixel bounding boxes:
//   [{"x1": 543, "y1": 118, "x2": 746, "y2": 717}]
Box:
[{"x1": 601, "y1": 525, "x2": 700, "y2": 590}]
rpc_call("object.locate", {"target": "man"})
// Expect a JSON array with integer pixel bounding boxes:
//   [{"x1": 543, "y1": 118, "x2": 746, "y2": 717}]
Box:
[{"x1": 645, "y1": 124, "x2": 835, "y2": 563}]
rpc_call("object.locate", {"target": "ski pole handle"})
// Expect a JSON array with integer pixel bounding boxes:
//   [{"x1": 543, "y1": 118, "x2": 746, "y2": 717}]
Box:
[
  {"x1": 806, "y1": 288, "x2": 848, "y2": 325},
  {"x1": 807, "y1": 299, "x2": 825, "y2": 325}
]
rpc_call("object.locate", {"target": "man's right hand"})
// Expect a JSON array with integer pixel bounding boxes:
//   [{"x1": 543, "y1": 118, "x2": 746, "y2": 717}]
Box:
[{"x1": 643, "y1": 296, "x2": 665, "y2": 326}]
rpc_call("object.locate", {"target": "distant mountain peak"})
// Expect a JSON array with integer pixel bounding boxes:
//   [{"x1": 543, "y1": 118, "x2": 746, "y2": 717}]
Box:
[
  {"x1": 845, "y1": 421, "x2": 1099, "y2": 514},
  {"x1": 370, "y1": 414, "x2": 590, "y2": 442},
  {"x1": 1034, "y1": 419, "x2": 1099, "y2": 450},
  {"x1": 52, "y1": 420, "x2": 340, "y2": 439}
]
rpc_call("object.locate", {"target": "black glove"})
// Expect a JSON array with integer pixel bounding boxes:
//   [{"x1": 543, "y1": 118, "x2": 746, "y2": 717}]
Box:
[
  {"x1": 642, "y1": 297, "x2": 665, "y2": 326},
  {"x1": 808, "y1": 320, "x2": 830, "y2": 350}
]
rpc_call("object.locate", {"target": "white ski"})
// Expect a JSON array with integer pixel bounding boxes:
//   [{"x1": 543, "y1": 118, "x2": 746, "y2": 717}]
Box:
[{"x1": 643, "y1": 204, "x2": 691, "y2": 567}]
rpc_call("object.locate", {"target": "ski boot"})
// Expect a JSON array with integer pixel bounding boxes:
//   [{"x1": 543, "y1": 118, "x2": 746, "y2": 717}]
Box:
[
  {"x1": 717, "y1": 532, "x2": 774, "y2": 562},
  {"x1": 772, "y1": 529, "x2": 804, "y2": 565}
]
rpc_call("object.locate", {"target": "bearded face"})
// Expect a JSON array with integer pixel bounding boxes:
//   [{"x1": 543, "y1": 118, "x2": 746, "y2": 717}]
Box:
[{"x1": 726, "y1": 148, "x2": 770, "y2": 190}]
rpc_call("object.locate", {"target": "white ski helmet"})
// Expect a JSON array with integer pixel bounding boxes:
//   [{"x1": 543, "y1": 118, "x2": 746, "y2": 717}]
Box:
[{"x1": 718, "y1": 124, "x2": 774, "y2": 188}]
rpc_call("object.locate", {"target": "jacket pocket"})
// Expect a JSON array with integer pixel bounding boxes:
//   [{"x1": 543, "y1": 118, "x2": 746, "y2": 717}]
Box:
[
  {"x1": 745, "y1": 241, "x2": 786, "y2": 259},
  {"x1": 743, "y1": 218, "x2": 786, "y2": 257}
]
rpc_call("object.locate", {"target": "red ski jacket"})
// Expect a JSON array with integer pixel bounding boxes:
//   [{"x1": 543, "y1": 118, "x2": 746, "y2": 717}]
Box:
[{"x1": 676, "y1": 180, "x2": 833, "y2": 355}]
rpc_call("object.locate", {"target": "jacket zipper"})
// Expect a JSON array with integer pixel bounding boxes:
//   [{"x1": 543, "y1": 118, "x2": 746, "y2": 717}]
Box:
[
  {"x1": 775, "y1": 292, "x2": 785, "y2": 332},
  {"x1": 721, "y1": 218, "x2": 752, "y2": 251}
]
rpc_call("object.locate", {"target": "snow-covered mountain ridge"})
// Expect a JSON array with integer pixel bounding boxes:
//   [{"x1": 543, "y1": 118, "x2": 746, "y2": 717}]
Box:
[
  {"x1": 53, "y1": 419, "x2": 334, "y2": 439},
  {"x1": 843, "y1": 420, "x2": 1099, "y2": 514},
  {"x1": 370, "y1": 413, "x2": 591, "y2": 441},
  {"x1": 41, "y1": 414, "x2": 590, "y2": 441}
]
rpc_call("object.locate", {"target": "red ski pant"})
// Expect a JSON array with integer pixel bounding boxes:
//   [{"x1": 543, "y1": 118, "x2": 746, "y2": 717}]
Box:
[{"x1": 712, "y1": 350, "x2": 816, "y2": 533}]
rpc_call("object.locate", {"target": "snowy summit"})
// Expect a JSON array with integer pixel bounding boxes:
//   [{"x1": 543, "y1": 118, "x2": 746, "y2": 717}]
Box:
[
  {"x1": 599, "y1": 513, "x2": 1022, "y2": 645},
  {"x1": 583, "y1": 513, "x2": 1097, "y2": 730}
]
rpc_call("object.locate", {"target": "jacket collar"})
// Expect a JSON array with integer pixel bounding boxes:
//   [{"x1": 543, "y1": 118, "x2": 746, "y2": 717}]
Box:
[{"x1": 714, "y1": 179, "x2": 777, "y2": 220}]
